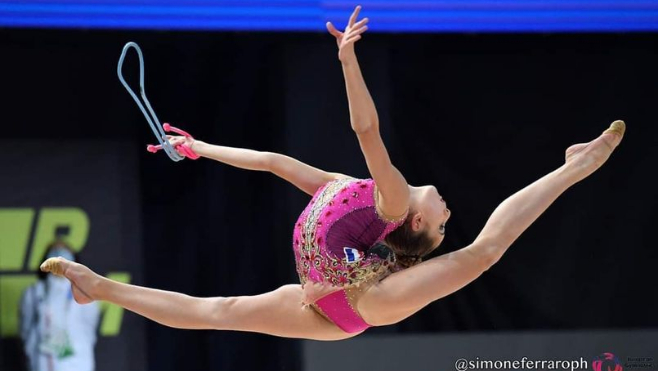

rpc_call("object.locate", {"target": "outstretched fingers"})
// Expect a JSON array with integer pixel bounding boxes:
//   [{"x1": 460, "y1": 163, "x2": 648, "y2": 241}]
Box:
[
  {"x1": 326, "y1": 21, "x2": 342, "y2": 38},
  {"x1": 344, "y1": 34, "x2": 362, "y2": 46},
  {"x1": 327, "y1": 6, "x2": 369, "y2": 51},
  {"x1": 348, "y1": 5, "x2": 362, "y2": 28},
  {"x1": 346, "y1": 25, "x2": 368, "y2": 40},
  {"x1": 352, "y1": 17, "x2": 369, "y2": 29},
  {"x1": 343, "y1": 18, "x2": 369, "y2": 45},
  {"x1": 327, "y1": 16, "x2": 368, "y2": 38}
]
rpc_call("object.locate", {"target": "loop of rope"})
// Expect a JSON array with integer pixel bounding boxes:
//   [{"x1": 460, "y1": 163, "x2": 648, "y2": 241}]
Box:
[{"x1": 117, "y1": 42, "x2": 184, "y2": 162}]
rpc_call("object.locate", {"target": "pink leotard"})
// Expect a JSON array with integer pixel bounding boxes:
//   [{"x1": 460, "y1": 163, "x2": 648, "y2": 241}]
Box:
[{"x1": 293, "y1": 178, "x2": 407, "y2": 333}]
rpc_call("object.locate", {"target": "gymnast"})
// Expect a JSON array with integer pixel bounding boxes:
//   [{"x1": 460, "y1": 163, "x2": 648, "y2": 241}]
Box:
[{"x1": 41, "y1": 6, "x2": 626, "y2": 341}]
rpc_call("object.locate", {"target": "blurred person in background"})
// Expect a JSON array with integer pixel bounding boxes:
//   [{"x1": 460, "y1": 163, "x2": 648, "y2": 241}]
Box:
[{"x1": 19, "y1": 240, "x2": 101, "y2": 371}]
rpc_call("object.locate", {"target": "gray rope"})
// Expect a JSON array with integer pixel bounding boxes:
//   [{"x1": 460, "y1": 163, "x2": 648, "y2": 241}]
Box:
[{"x1": 117, "y1": 42, "x2": 183, "y2": 162}]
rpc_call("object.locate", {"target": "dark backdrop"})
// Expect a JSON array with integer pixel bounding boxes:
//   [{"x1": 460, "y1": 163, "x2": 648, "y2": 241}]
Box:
[{"x1": 1, "y1": 29, "x2": 656, "y2": 371}]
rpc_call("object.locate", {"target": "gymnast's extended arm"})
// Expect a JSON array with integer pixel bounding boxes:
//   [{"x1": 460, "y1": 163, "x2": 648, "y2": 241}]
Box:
[
  {"x1": 328, "y1": 6, "x2": 410, "y2": 218},
  {"x1": 168, "y1": 136, "x2": 346, "y2": 196}
]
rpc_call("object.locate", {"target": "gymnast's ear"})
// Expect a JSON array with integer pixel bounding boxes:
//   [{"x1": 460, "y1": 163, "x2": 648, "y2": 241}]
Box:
[{"x1": 410, "y1": 211, "x2": 423, "y2": 232}]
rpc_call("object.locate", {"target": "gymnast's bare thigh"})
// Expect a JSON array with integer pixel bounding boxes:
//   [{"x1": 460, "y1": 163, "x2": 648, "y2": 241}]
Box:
[{"x1": 219, "y1": 284, "x2": 361, "y2": 341}]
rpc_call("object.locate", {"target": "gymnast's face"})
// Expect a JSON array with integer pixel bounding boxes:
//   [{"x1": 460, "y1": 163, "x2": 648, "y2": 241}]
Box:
[{"x1": 412, "y1": 185, "x2": 451, "y2": 251}]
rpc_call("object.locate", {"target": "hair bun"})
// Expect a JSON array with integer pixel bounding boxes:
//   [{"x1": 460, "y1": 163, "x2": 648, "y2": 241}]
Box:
[{"x1": 366, "y1": 243, "x2": 394, "y2": 260}]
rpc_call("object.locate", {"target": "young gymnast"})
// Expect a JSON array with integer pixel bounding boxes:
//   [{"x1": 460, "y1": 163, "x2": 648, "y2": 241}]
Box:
[{"x1": 41, "y1": 6, "x2": 625, "y2": 341}]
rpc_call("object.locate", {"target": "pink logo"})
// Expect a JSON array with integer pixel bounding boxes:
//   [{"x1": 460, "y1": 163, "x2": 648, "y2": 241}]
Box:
[{"x1": 592, "y1": 353, "x2": 623, "y2": 371}]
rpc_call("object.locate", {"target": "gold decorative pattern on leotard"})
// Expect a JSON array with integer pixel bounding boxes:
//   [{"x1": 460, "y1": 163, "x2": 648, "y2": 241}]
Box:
[
  {"x1": 299, "y1": 178, "x2": 353, "y2": 286},
  {"x1": 297, "y1": 178, "x2": 397, "y2": 289}
]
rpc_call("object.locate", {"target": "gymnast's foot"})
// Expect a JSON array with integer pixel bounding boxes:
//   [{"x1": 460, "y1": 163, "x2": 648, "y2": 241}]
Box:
[
  {"x1": 564, "y1": 120, "x2": 625, "y2": 182},
  {"x1": 40, "y1": 257, "x2": 100, "y2": 304}
]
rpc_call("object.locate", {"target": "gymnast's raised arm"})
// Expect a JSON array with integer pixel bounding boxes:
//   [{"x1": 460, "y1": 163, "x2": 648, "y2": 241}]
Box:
[
  {"x1": 327, "y1": 6, "x2": 410, "y2": 218},
  {"x1": 168, "y1": 136, "x2": 346, "y2": 196}
]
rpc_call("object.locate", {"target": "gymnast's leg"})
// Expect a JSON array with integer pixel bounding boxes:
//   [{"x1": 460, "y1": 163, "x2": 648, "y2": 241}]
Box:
[
  {"x1": 40, "y1": 258, "x2": 355, "y2": 341},
  {"x1": 359, "y1": 121, "x2": 625, "y2": 324},
  {"x1": 471, "y1": 120, "x2": 626, "y2": 262}
]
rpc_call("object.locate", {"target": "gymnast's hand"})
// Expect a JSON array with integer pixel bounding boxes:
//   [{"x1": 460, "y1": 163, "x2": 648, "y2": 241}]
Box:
[
  {"x1": 166, "y1": 135, "x2": 198, "y2": 156},
  {"x1": 326, "y1": 5, "x2": 369, "y2": 62}
]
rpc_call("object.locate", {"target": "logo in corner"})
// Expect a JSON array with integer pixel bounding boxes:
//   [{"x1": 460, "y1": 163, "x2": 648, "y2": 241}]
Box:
[{"x1": 592, "y1": 353, "x2": 623, "y2": 371}]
